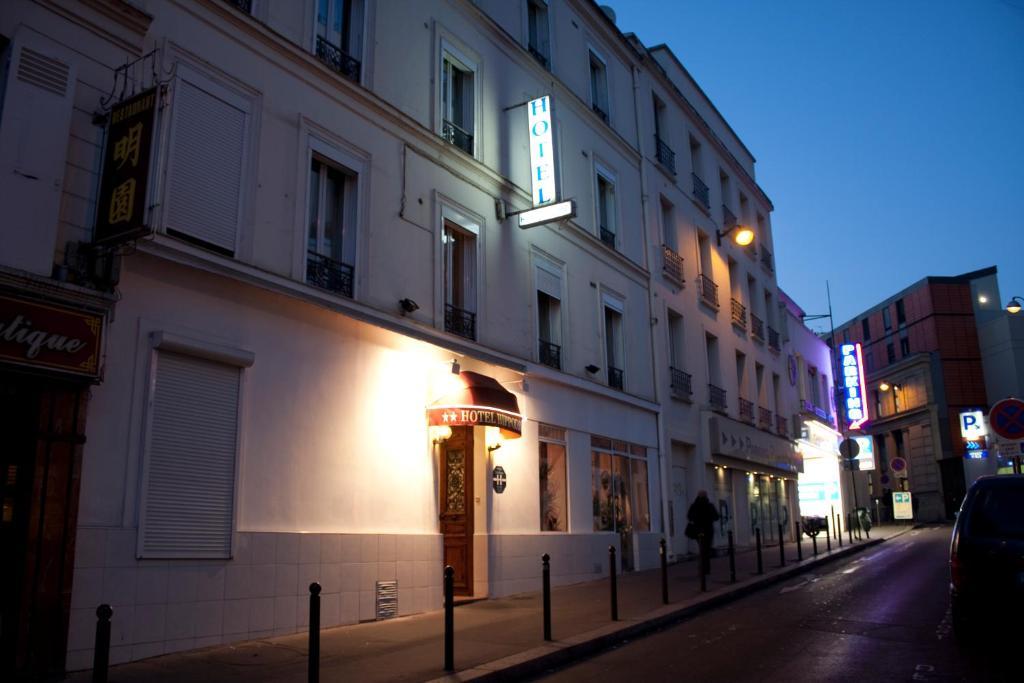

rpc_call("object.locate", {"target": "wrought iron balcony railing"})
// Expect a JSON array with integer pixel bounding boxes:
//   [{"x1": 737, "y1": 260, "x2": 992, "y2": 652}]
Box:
[
  {"x1": 528, "y1": 44, "x2": 549, "y2": 68},
  {"x1": 608, "y1": 366, "x2": 623, "y2": 390},
  {"x1": 731, "y1": 298, "x2": 747, "y2": 329},
  {"x1": 722, "y1": 204, "x2": 737, "y2": 229},
  {"x1": 768, "y1": 327, "x2": 780, "y2": 352},
  {"x1": 445, "y1": 303, "x2": 476, "y2": 340},
  {"x1": 758, "y1": 406, "x2": 773, "y2": 429},
  {"x1": 306, "y1": 250, "x2": 353, "y2": 298},
  {"x1": 669, "y1": 367, "x2": 693, "y2": 398},
  {"x1": 697, "y1": 273, "x2": 718, "y2": 308},
  {"x1": 709, "y1": 384, "x2": 728, "y2": 413},
  {"x1": 599, "y1": 225, "x2": 616, "y2": 248},
  {"x1": 539, "y1": 339, "x2": 561, "y2": 370},
  {"x1": 442, "y1": 119, "x2": 474, "y2": 155},
  {"x1": 739, "y1": 398, "x2": 754, "y2": 423},
  {"x1": 315, "y1": 36, "x2": 361, "y2": 82},
  {"x1": 592, "y1": 102, "x2": 609, "y2": 123},
  {"x1": 655, "y1": 135, "x2": 676, "y2": 174},
  {"x1": 751, "y1": 313, "x2": 765, "y2": 341},
  {"x1": 662, "y1": 245, "x2": 684, "y2": 286},
  {"x1": 776, "y1": 414, "x2": 789, "y2": 437},
  {"x1": 761, "y1": 246, "x2": 774, "y2": 272},
  {"x1": 692, "y1": 173, "x2": 710, "y2": 210}
]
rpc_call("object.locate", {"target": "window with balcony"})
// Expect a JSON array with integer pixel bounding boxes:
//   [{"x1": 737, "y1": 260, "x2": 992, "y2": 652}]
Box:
[
  {"x1": 589, "y1": 49, "x2": 609, "y2": 122},
  {"x1": 668, "y1": 309, "x2": 691, "y2": 398},
  {"x1": 653, "y1": 94, "x2": 674, "y2": 173},
  {"x1": 307, "y1": 156, "x2": 357, "y2": 297},
  {"x1": 603, "y1": 294, "x2": 624, "y2": 389},
  {"x1": 536, "y1": 256, "x2": 563, "y2": 370},
  {"x1": 706, "y1": 332, "x2": 725, "y2": 412},
  {"x1": 526, "y1": 0, "x2": 550, "y2": 67},
  {"x1": 314, "y1": 0, "x2": 363, "y2": 82},
  {"x1": 719, "y1": 169, "x2": 732, "y2": 223},
  {"x1": 595, "y1": 167, "x2": 617, "y2": 248},
  {"x1": 441, "y1": 47, "x2": 475, "y2": 155},
  {"x1": 443, "y1": 218, "x2": 477, "y2": 339}
]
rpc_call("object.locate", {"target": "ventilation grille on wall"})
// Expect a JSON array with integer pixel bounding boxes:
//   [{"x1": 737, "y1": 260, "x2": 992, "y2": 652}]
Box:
[
  {"x1": 375, "y1": 581, "x2": 398, "y2": 620},
  {"x1": 17, "y1": 47, "x2": 70, "y2": 97}
]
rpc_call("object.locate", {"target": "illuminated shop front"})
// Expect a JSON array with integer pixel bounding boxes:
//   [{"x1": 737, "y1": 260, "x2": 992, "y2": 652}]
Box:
[{"x1": 796, "y1": 419, "x2": 845, "y2": 520}]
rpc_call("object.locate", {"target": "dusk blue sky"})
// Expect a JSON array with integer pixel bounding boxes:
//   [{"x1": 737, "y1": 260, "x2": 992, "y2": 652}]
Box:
[{"x1": 611, "y1": 0, "x2": 1024, "y2": 329}]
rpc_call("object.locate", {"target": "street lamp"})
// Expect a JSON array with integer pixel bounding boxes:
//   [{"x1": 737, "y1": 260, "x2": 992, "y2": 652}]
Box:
[
  {"x1": 716, "y1": 223, "x2": 755, "y2": 247},
  {"x1": 1006, "y1": 296, "x2": 1023, "y2": 314},
  {"x1": 879, "y1": 382, "x2": 890, "y2": 392}
]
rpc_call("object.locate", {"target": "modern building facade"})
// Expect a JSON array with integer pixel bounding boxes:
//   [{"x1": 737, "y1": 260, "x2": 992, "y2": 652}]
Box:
[{"x1": 0, "y1": 0, "x2": 804, "y2": 675}]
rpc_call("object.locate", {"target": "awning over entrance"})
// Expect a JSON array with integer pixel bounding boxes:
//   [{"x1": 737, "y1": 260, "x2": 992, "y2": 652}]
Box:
[{"x1": 427, "y1": 371, "x2": 523, "y2": 438}]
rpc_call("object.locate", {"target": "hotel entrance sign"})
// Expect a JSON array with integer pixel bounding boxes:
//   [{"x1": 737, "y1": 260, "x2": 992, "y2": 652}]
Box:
[
  {"x1": 527, "y1": 95, "x2": 556, "y2": 207},
  {"x1": 428, "y1": 406, "x2": 523, "y2": 437}
]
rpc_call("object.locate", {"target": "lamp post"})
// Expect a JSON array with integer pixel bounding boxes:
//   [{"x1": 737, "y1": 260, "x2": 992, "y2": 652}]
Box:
[
  {"x1": 1006, "y1": 296, "x2": 1023, "y2": 314},
  {"x1": 716, "y1": 224, "x2": 755, "y2": 247}
]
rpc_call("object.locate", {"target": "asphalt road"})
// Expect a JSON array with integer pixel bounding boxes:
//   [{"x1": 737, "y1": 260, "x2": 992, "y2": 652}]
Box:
[{"x1": 538, "y1": 526, "x2": 1014, "y2": 682}]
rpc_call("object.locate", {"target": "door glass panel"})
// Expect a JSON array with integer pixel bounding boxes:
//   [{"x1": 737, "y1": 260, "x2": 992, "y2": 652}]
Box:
[{"x1": 445, "y1": 449, "x2": 465, "y2": 514}]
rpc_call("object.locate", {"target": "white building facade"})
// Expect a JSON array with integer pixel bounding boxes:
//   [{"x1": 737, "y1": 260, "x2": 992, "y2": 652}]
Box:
[{"x1": 0, "y1": 0, "x2": 804, "y2": 675}]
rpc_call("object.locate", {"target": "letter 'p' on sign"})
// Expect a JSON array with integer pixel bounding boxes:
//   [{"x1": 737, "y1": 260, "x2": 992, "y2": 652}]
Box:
[{"x1": 959, "y1": 409, "x2": 986, "y2": 438}]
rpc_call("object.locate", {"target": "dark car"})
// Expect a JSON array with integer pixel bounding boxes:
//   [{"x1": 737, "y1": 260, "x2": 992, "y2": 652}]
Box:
[{"x1": 949, "y1": 474, "x2": 1024, "y2": 638}]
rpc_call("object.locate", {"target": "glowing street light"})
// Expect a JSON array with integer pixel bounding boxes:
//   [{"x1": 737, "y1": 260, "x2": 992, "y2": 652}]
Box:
[
  {"x1": 1006, "y1": 296, "x2": 1023, "y2": 314},
  {"x1": 717, "y1": 223, "x2": 755, "y2": 247}
]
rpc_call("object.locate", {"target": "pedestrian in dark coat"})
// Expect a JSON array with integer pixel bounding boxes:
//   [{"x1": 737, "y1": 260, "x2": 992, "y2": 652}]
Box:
[{"x1": 687, "y1": 490, "x2": 719, "y2": 574}]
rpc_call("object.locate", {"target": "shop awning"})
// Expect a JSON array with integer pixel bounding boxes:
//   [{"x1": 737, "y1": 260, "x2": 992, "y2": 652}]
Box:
[{"x1": 427, "y1": 371, "x2": 523, "y2": 438}]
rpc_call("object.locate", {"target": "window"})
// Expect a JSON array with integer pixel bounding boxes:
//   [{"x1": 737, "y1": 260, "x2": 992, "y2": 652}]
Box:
[
  {"x1": 755, "y1": 362, "x2": 765, "y2": 406},
  {"x1": 883, "y1": 306, "x2": 892, "y2": 331},
  {"x1": 900, "y1": 334, "x2": 910, "y2": 357},
  {"x1": 443, "y1": 218, "x2": 477, "y2": 339},
  {"x1": 660, "y1": 196, "x2": 677, "y2": 251},
  {"x1": 653, "y1": 94, "x2": 674, "y2": 173},
  {"x1": 441, "y1": 48, "x2": 475, "y2": 155},
  {"x1": 874, "y1": 389, "x2": 882, "y2": 418},
  {"x1": 535, "y1": 257, "x2": 562, "y2": 369},
  {"x1": 809, "y1": 366, "x2": 820, "y2": 407},
  {"x1": 896, "y1": 298, "x2": 906, "y2": 325},
  {"x1": 861, "y1": 317, "x2": 871, "y2": 341},
  {"x1": 735, "y1": 351, "x2": 747, "y2": 400},
  {"x1": 892, "y1": 384, "x2": 903, "y2": 413},
  {"x1": 595, "y1": 167, "x2": 616, "y2": 247},
  {"x1": 603, "y1": 294, "x2": 624, "y2": 389},
  {"x1": 772, "y1": 372, "x2": 781, "y2": 415},
  {"x1": 306, "y1": 156, "x2": 356, "y2": 297},
  {"x1": 539, "y1": 424, "x2": 567, "y2": 531},
  {"x1": 719, "y1": 169, "x2": 732, "y2": 225},
  {"x1": 893, "y1": 428, "x2": 905, "y2": 457},
  {"x1": 526, "y1": 0, "x2": 550, "y2": 67},
  {"x1": 886, "y1": 342, "x2": 896, "y2": 364},
  {"x1": 591, "y1": 436, "x2": 650, "y2": 533},
  {"x1": 140, "y1": 350, "x2": 248, "y2": 558},
  {"x1": 667, "y1": 309, "x2": 684, "y2": 368},
  {"x1": 843, "y1": 328, "x2": 851, "y2": 344},
  {"x1": 314, "y1": 0, "x2": 363, "y2": 81},
  {"x1": 588, "y1": 49, "x2": 609, "y2": 122},
  {"x1": 164, "y1": 66, "x2": 251, "y2": 255}
]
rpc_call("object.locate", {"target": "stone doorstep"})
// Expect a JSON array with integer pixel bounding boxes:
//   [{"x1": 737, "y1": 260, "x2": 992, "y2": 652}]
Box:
[{"x1": 425, "y1": 533, "x2": 904, "y2": 683}]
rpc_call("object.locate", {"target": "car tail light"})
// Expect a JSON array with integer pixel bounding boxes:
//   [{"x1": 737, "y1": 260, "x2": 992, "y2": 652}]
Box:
[{"x1": 950, "y1": 553, "x2": 963, "y2": 590}]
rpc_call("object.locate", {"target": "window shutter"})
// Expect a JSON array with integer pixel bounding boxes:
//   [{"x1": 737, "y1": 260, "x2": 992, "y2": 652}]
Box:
[
  {"x1": 141, "y1": 351, "x2": 240, "y2": 558},
  {"x1": 535, "y1": 264, "x2": 561, "y2": 299},
  {"x1": 165, "y1": 77, "x2": 247, "y2": 253}
]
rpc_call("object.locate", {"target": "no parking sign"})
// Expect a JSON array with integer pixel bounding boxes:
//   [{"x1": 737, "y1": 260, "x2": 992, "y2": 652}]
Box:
[{"x1": 989, "y1": 398, "x2": 1024, "y2": 440}]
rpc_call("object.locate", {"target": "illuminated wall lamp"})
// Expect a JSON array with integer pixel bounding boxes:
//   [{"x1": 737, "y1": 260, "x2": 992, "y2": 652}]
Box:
[
  {"x1": 879, "y1": 382, "x2": 890, "y2": 392},
  {"x1": 716, "y1": 223, "x2": 755, "y2": 247},
  {"x1": 486, "y1": 426, "x2": 505, "y2": 453},
  {"x1": 430, "y1": 425, "x2": 453, "y2": 444},
  {"x1": 1007, "y1": 296, "x2": 1023, "y2": 314}
]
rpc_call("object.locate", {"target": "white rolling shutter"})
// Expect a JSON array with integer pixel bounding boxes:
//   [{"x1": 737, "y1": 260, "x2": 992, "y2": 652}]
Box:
[
  {"x1": 535, "y1": 263, "x2": 561, "y2": 300},
  {"x1": 141, "y1": 351, "x2": 241, "y2": 558},
  {"x1": 165, "y1": 74, "x2": 247, "y2": 253}
]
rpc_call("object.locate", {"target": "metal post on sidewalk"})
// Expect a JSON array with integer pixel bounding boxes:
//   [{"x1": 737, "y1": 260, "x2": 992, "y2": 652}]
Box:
[
  {"x1": 825, "y1": 519, "x2": 832, "y2": 552},
  {"x1": 847, "y1": 513, "x2": 854, "y2": 543},
  {"x1": 796, "y1": 522, "x2": 803, "y2": 561},
  {"x1": 659, "y1": 538, "x2": 669, "y2": 604},
  {"x1": 541, "y1": 553, "x2": 552, "y2": 641},
  {"x1": 755, "y1": 527, "x2": 763, "y2": 575},
  {"x1": 308, "y1": 582, "x2": 321, "y2": 683},
  {"x1": 698, "y1": 534, "x2": 707, "y2": 592},
  {"x1": 778, "y1": 522, "x2": 785, "y2": 567},
  {"x1": 728, "y1": 530, "x2": 736, "y2": 583},
  {"x1": 92, "y1": 604, "x2": 112, "y2": 683},
  {"x1": 836, "y1": 514, "x2": 843, "y2": 548},
  {"x1": 812, "y1": 534, "x2": 818, "y2": 557},
  {"x1": 443, "y1": 566, "x2": 454, "y2": 672},
  {"x1": 609, "y1": 545, "x2": 618, "y2": 621}
]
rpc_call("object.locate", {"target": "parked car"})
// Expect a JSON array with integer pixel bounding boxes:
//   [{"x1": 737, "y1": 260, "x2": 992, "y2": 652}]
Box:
[{"x1": 949, "y1": 474, "x2": 1024, "y2": 638}]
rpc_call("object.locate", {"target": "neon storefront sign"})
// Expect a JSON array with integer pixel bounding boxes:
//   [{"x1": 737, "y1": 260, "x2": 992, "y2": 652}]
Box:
[
  {"x1": 840, "y1": 342, "x2": 868, "y2": 430},
  {"x1": 527, "y1": 95, "x2": 556, "y2": 206}
]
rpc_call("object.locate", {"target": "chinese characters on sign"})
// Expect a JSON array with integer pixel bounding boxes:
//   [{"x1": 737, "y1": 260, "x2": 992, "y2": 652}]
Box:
[
  {"x1": 839, "y1": 343, "x2": 868, "y2": 430},
  {"x1": 527, "y1": 95, "x2": 555, "y2": 207},
  {"x1": 94, "y1": 88, "x2": 157, "y2": 244}
]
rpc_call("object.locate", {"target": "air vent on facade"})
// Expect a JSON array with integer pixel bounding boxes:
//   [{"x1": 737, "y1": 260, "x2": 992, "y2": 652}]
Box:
[
  {"x1": 375, "y1": 580, "x2": 398, "y2": 620},
  {"x1": 17, "y1": 47, "x2": 70, "y2": 97}
]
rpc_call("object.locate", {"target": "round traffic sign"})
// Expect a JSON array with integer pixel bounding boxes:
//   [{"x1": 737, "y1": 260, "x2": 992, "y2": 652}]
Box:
[
  {"x1": 890, "y1": 457, "x2": 907, "y2": 473},
  {"x1": 839, "y1": 438, "x2": 860, "y2": 460},
  {"x1": 989, "y1": 398, "x2": 1024, "y2": 440}
]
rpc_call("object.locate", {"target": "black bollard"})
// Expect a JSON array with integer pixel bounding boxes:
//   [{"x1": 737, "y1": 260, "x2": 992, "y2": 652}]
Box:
[
  {"x1": 444, "y1": 566, "x2": 454, "y2": 671},
  {"x1": 609, "y1": 545, "x2": 618, "y2": 621},
  {"x1": 847, "y1": 513, "x2": 854, "y2": 543},
  {"x1": 698, "y1": 533, "x2": 707, "y2": 592},
  {"x1": 755, "y1": 527, "x2": 763, "y2": 575},
  {"x1": 796, "y1": 522, "x2": 803, "y2": 561},
  {"x1": 92, "y1": 604, "x2": 112, "y2": 683},
  {"x1": 542, "y1": 553, "x2": 552, "y2": 641},
  {"x1": 826, "y1": 519, "x2": 832, "y2": 551},
  {"x1": 727, "y1": 530, "x2": 736, "y2": 583},
  {"x1": 836, "y1": 515, "x2": 843, "y2": 548},
  {"x1": 659, "y1": 538, "x2": 669, "y2": 604},
  {"x1": 812, "y1": 534, "x2": 819, "y2": 556},
  {"x1": 778, "y1": 522, "x2": 785, "y2": 567},
  {"x1": 308, "y1": 582, "x2": 320, "y2": 683}
]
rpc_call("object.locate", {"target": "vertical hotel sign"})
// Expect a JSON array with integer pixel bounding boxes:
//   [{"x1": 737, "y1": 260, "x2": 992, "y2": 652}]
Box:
[
  {"x1": 94, "y1": 87, "x2": 157, "y2": 245},
  {"x1": 840, "y1": 343, "x2": 868, "y2": 430},
  {"x1": 527, "y1": 95, "x2": 555, "y2": 206}
]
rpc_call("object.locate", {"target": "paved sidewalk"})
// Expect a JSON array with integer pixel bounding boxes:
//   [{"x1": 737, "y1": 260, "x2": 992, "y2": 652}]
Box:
[{"x1": 71, "y1": 524, "x2": 914, "y2": 683}]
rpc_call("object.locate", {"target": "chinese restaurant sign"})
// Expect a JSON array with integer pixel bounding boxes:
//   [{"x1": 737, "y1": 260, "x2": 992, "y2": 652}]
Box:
[
  {"x1": 0, "y1": 294, "x2": 103, "y2": 379},
  {"x1": 428, "y1": 406, "x2": 523, "y2": 436},
  {"x1": 94, "y1": 87, "x2": 157, "y2": 245},
  {"x1": 839, "y1": 343, "x2": 868, "y2": 430},
  {"x1": 527, "y1": 95, "x2": 556, "y2": 207}
]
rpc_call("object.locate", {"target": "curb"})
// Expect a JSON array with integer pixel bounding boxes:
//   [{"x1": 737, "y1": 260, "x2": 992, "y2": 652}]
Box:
[{"x1": 429, "y1": 534, "x2": 896, "y2": 682}]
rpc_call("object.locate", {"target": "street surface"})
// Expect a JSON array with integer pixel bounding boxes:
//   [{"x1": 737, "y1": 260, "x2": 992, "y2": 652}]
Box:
[{"x1": 539, "y1": 526, "x2": 1014, "y2": 682}]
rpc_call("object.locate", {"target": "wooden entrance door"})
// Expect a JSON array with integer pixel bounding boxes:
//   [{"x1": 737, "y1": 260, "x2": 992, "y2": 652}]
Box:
[{"x1": 440, "y1": 426, "x2": 473, "y2": 595}]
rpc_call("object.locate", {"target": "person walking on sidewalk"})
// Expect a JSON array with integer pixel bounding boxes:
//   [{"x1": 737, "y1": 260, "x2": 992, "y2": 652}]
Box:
[{"x1": 687, "y1": 490, "x2": 719, "y2": 574}]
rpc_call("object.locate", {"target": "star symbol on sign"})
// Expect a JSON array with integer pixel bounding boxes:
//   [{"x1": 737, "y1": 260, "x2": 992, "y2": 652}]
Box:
[{"x1": 443, "y1": 410, "x2": 457, "y2": 423}]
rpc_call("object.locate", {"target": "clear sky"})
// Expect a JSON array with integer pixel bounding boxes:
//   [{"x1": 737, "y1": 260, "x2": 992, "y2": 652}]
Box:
[{"x1": 610, "y1": 0, "x2": 1024, "y2": 328}]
